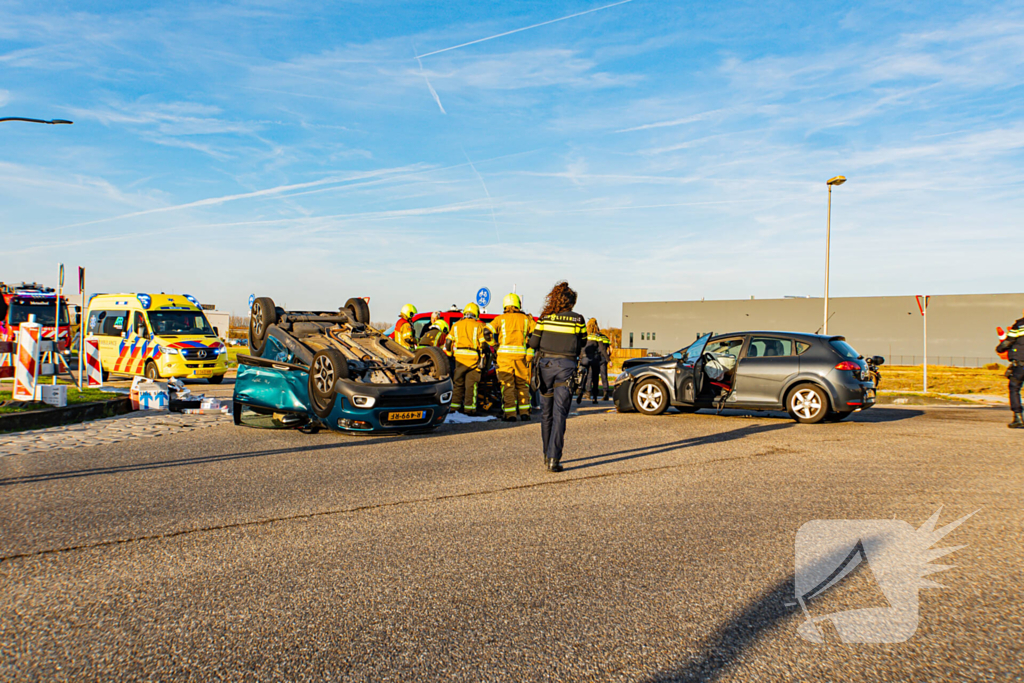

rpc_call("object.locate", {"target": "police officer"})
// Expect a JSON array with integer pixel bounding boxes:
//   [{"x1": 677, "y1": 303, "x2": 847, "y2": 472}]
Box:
[
  {"x1": 487, "y1": 293, "x2": 536, "y2": 422},
  {"x1": 392, "y1": 304, "x2": 418, "y2": 350},
  {"x1": 997, "y1": 311, "x2": 1024, "y2": 428},
  {"x1": 527, "y1": 281, "x2": 587, "y2": 472},
  {"x1": 592, "y1": 322, "x2": 613, "y2": 402},
  {"x1": 447, "y1": 303, "x2": 488, "y2": 415}
]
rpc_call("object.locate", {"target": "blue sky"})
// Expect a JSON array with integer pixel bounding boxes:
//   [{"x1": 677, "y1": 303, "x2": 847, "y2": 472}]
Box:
[{"x1": 2, "y1": 1, "x2": 1022, "y2": 324}]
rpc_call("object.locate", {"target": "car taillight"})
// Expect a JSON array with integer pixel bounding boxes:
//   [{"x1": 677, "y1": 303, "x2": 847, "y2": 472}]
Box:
[{"x1": 835, "y1": 361, "x2": 860, "y2": 371}]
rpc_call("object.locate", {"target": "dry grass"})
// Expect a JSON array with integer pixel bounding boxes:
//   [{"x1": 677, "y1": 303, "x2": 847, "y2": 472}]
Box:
[{"x1": 880, "y1": 364, "x2": 1008, "y2": 395}]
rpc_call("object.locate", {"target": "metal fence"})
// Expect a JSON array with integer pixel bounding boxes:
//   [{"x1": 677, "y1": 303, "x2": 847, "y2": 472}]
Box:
[{"x1": 884, "y1": 356, "x2": 1000, "y2": 368}]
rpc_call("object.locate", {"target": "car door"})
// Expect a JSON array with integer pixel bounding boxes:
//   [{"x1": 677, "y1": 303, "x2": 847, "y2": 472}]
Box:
[
  {"x1": 732, "y1": 336, "x2": 799, "y2": 406},
  {"x1": 674, "y1": 332, "x2": 713, "y2": 404}
]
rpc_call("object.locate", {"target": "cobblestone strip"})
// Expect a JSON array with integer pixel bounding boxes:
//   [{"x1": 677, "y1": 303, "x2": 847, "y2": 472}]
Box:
[{"x1": 0, "y1": 411, "x2": 232, "y2": 456}]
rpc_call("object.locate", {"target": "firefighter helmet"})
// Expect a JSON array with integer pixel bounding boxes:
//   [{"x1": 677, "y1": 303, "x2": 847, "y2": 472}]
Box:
[
  {"x1": 400, "y1": 303, "x2": 418, "y2": 320},
  {"x1": 463, "y1": 303, "x2": 480, "y2": 318},
  {"x1": 503, "y1": 293, "x2": 522, "y2": 310},
  {"x1": 433, "y1": 320, "x2": 450, "y2": 334}
]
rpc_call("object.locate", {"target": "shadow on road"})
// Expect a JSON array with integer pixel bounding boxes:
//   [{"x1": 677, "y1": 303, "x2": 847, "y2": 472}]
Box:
[
  {"x1": 564, "y1": 423, "x2": 793, "y2": 470},
  {"x1": 647, "y1": 576, "x2": 799, "y2": 682},
  {"x1": 0, "y1": 435, "x2": 408, "y2": 487},
  {"x1": 698, "y1": 407, "x2": 923, "y2": 423}
]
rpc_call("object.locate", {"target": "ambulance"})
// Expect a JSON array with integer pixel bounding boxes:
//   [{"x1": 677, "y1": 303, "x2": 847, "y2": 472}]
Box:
[{"x1": 84, "y1": 293, "x2": 228, "y2": 383}]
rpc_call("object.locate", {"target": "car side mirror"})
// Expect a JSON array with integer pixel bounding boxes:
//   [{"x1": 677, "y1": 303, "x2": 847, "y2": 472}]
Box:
[
  {"x1": 870, "y1": 356, "x2": 885, "y2": 366},
  {"x1": 672, "y1": 352, "x2": 683, "y2": 360}
]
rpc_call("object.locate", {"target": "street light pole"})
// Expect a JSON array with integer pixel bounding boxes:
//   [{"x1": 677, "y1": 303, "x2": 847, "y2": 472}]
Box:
[
  {"x1": 0, "y1": 118, "x2": 73, "y2": 125},
  {"x1": 823, "y1": 176, "x2": 846, "y2": 335}
]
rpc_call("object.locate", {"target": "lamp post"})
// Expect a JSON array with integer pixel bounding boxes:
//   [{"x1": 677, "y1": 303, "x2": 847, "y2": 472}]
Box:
[
  {"x1": 823, "y1": 175, "x2": 846, "y2": 335},
  {"x1": 0, "y1": 118, "x2": 73, "y2": 125}
]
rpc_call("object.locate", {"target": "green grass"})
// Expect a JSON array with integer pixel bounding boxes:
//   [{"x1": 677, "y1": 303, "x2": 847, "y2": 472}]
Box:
[
  {"x1": 226, "y1": 346, "x2": 249, "y2": 367},
  {"x1": 0, "y1": 382, "x2": 119, "y2": 414}
]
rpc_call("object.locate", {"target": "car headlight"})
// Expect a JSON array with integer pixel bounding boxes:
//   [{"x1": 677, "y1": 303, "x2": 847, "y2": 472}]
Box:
[
  {"x1": 613, "y1": 372, "x2": 632, "y2": 386},
  {"x1": 351, "y1": 395, "x2": 376, "y2": 408},
  {"x1": 440, "y1": 391, "x2": 453, "y2": 403},
  {"x1": 164, "y1": 348, "x2": 179, "y2": 355}
]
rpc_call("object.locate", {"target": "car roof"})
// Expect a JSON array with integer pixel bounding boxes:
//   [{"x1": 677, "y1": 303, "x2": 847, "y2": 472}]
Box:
[{"x1": 705, "y1": 330, "x2": 836, "y2": 341}]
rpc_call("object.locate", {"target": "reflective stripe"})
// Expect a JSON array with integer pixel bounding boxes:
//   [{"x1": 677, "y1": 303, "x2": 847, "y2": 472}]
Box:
[
  {"x1": 536, "y1": 321, "x2": 585, "y2": 333},
  {"x1": 498, "y1": 345, "x2": 527, "y2": 354},
  {"x1": 454, "y1": 349, "x2": 479, "y2": 357},
  {"x1": 1009, "y1": 328, "x2": 1024, "y2": 337}
]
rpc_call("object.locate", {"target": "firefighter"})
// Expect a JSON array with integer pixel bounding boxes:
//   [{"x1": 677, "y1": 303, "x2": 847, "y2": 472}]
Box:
[
  {"x1": 447, "y1": 303, "x2": 488, "y2": 415},
  {"x1": 418, "y1": 314, "x2": 449, "y2": 349},
  {"x1": 392, "y1": 304, "x2": 418, "y2": 350},
  {"x1": 486, "y1": 293, "x2": 536, "y2": 422},
  {"x1": 997, "y1": 311, "x2": 1024, "y2": 428},
  {"x1": 527, "y1": 281, "x2": 587, "y2": 472}
]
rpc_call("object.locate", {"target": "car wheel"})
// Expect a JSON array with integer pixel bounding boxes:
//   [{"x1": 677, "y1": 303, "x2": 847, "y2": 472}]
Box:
[
  {"x1": 308, "y1": 348, "x2": 349, "y2": 418},
  {"x1": 787, "y1": 384, "x2": 829, "y2": 424},
  {"x1": 144, "y1": 360, "x2": 160, "y2": 380},
  {"x1": 824, "y1": 410, "x2": 852, "y2": 422},
  {"x1": 632, "y1": 377, "x2": 669, "y2": 416},
  {"x1": 344, "y1": 297, "x2": 371, "y2": 325},
  {"x1": 248, "y1": 296, "x2": 277, "y2": 356},
  {"x1": 208, "y1": 374, "x2": 225, "y2": 384},
  {"x1": 414, "y1": 346, "x2": 451, "y2": 380}
]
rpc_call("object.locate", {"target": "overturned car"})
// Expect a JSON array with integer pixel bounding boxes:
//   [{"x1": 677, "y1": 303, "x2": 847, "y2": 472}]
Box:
[{"x1": 233, "y1": 297, "x2": 453, "y2": 433}]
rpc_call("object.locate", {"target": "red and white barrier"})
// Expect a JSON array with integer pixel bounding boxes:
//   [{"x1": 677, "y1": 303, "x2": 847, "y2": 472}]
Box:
[
  {"x1": 84, "y1": 338, "x2": 103, "y2": 387},
  {"x1": 13, "y1": 322, "x2": 41, "y2": 401}
]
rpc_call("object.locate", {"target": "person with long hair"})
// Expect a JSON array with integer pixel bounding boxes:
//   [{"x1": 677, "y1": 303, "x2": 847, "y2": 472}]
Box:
[{"x1": 527, "y1": 281, "x2": 587, "y2": 472}]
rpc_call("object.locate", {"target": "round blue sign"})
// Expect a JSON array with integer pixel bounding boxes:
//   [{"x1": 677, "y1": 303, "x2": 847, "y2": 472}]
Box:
[
  {"x1": 248, "y1": 294, "x2": 255, "y2": 309},
  {"x1": 476, "y1": 287, "x2": 491, "y2": 308}
]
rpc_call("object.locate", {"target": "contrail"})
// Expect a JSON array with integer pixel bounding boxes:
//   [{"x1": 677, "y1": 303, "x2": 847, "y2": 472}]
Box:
[
  {"x1": 415, "y1": 55, "x2": 447, "y2": 114},
  {"x1": 461, "y1": 146, "x2": 501, "y2": 244},
  {"x1": 416, "y1": 0, "x2": 636, "y2": 59}
]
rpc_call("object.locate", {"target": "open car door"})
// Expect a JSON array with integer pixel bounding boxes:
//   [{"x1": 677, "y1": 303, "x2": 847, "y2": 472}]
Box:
[{"x1": 674, "y1": 332, "x2": 713, "y2": 405}]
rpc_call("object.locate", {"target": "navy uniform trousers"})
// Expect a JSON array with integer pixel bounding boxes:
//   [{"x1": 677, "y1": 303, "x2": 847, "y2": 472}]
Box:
[
  {"x1": 537, "y1": 357, "x2": 576, "y2": 462},
  {"x1": 1010, "y1": 364, "x2": 1024, "y2": 413}
]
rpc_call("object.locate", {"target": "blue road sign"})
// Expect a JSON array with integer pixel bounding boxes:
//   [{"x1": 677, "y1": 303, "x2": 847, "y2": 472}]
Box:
[
  {"x1": 476, "y1": 287, "x2": 491, "y2": 308},
  {"x1": 248, "y1": 294, "x2": 255, "y2": 309}
]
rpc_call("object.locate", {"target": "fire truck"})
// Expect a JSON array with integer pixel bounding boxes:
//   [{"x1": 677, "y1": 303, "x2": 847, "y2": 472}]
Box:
[{"x1": 0, "y1": 282, "x2": 76, "y2": 378}]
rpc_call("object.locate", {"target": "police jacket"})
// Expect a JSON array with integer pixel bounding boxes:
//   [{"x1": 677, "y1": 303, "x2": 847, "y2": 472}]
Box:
[
  {"x1": 527, "y1": 311, "x2": 587, "y2": 360},
  {"x1": 997, "y1": 317, "x2": 1024, "y2": 362}
]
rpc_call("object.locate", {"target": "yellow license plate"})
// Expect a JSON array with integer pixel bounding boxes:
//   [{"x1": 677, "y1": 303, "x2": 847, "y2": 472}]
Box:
[
  {"x1": 193, "y1": 369, "x2": 214, "y2": 377},
  {"x1": 389, "y1": 410, "x2": 425, "y2": 421}
]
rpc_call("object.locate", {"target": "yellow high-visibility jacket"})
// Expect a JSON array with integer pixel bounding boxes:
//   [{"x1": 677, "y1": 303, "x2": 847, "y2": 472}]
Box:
[
  {"x1": 448, "y1": 317, "x2": 488, "y2": 367},
  {"x1": 486, "y1": 311, "x2": 536, "y2": 360}
]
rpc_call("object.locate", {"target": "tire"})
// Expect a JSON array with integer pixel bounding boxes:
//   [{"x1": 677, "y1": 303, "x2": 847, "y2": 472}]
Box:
[
  {"x1": 824, "y1": 410, "x2": 853, "y2": 422},
  {"x1": 308, "y1": 348, "x2": 349, "y2": 418},
  {"x1": 787, "y1": 384, "x2": 829, "y2": 424},
  {"x1": 233, "y1": 401, "x2": 243, "y2": 425},
  {"x1": 208, "y1": 374, "x2": 225, "y2": 384},
  {"x1": 344, "y1": 297, "x2": 371, "y2": 325},
  {"x1": 414, "y1": 346, "x2": 451, "y2": 380},
  {"x1": 144, "y1": 360, "x2": 160, "y2": 380},
  {"x1": 248, "y1": 296, "x2": 277, "y2": 356},
  {"x1": 632, "y1": 377, "x2": 669, "y2": 416}
]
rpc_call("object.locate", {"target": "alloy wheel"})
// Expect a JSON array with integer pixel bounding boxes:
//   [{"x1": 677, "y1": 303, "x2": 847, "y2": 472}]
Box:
[
  {"x1": 312, "y1": 355, "x2": 335, "y2": 394},
  {"x1": 252, "y1": 302, "x2": 263, "y2": 336},
  {"x1": 791, "y1": 388, "x2": 822, "y2": 420},
  {"x1": 636, "y1": 383, "x2": 664, "y2": 412}
]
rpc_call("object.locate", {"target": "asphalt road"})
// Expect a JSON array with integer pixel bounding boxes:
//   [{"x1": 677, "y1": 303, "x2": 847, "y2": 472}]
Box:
[{"x1": 1, "y1": 400, "x2": 1021, "y2": 682}]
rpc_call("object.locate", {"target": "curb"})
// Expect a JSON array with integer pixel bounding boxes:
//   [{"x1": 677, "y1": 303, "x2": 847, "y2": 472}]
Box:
[{"x1": 0, "y1": 398, "x2": 134, "y2": 434}]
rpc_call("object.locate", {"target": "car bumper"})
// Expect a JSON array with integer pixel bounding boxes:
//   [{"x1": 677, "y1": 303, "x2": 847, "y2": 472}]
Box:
[
  {"x1": 160, "y1": 354, "x2": 227, "y2": 379},
  {"x1": 831, "y1": 375, "x2": 876, "y2": 411},
  {"x1": 612, "y1": 376, "x2": 636, "y2": 412},
  {"x1": 323, "y1": 378, "x2": 453, "y2": 433}
]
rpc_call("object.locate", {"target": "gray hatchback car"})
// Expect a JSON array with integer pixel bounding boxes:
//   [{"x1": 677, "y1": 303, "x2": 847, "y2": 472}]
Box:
[{"x1": 612, "y1": 331, "x2": 876, "y2": 423}]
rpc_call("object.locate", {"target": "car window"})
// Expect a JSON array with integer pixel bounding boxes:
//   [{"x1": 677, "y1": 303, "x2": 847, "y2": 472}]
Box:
[
  {"x1": 101, "y1": 311, "x2": 128, "y2": 336},
  {"x1": 747, "y1": 337, "x2": 793, "y2": 358},
  {"x1": 133, "y1": 312, "x2": 149, "y2": 337},
  {"x1": 705, "y1": 337, "x2": 743, "y2": 359},
  {"x1": 829, "y1": 339, "x2": 860, "y2": 360},
  {"x1": 684, "y1": 333, "x2": 712, "y2": 364},
  {"x1": 795, "y1": 341, "x2": 812, "y2": 355},
  {"x1": 412, "y1": 320, "x2": 429, "y2": 338}
]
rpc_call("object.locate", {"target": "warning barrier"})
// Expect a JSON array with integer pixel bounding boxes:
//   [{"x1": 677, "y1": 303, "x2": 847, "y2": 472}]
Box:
[
  {"x1": 13, "y1": 322, "x2": 41, "y2": 401},
  {"x1": 84, "y1": 338, "x2": 103, "y2": 387}
]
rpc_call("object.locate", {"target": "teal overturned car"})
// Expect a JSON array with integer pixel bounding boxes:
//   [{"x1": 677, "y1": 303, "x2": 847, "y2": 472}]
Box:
[{"x1": 233, "y1": 296, "x2": 452, "y2": 434}]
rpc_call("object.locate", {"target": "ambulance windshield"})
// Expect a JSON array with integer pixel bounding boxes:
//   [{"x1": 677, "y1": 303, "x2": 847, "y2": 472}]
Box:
[{"x1": 148, "y1": 311, "x2": 214, "y2": 335}]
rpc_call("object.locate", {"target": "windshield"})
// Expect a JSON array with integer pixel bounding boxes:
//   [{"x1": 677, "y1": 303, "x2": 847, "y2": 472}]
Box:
[
  {"x1": 8, "y1": 302, "x2": 69, "y2": 326},
  {"x1": 148, "y1": 311, "x2": 214, "y2": 335},
  {"x1": 829, "y1": 339, "x2": 860, "y2": 360}
]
